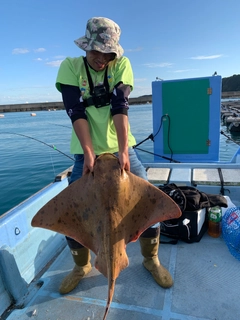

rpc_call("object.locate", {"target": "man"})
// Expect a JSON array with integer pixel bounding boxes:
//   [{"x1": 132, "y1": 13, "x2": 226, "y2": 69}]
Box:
[{"x1": 56, "y1": 16, "x2": 173, "y2": 294}]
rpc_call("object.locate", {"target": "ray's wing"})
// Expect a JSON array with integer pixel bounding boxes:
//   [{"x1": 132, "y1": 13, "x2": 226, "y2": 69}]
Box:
[
  {"x1": 31, "y1": 155, "x2": 182, "y2": 320},
  {"x1": 31, "y1": 173, "x2": 101, "y2": 253},
  {"x1": 105, "y1": 170, "x2": 182, "y2": 245},
  {"x1": 32, "y1": 157, "x2": 181, "y2": 280}
]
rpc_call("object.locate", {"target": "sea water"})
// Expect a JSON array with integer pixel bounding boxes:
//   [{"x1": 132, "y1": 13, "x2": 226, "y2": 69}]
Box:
[{"x1": 0, "y1": 104, "x2": 239, "y2": 216}]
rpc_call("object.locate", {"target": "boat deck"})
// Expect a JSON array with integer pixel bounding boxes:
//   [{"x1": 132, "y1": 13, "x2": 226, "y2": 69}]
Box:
[
  {"x1": 4, "y1": 231, "x2": 240, "y2": 320},
  {"x1": 1, "y1": 163, "x2": 240, "y2": 320}
]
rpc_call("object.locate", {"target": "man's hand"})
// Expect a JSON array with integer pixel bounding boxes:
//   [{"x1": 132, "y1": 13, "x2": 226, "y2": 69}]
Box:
[
  {"x1": 118, "y1": 150, "x2": 130, "y2": 171},
  {"x1": 83, "y1": 151, "x2": 96, "y2": 175}
]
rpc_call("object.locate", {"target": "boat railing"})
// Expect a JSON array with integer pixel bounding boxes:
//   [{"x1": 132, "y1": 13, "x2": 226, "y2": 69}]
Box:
[{"x1": 0, "y1": 167, "x2": 72, "y2": 316}]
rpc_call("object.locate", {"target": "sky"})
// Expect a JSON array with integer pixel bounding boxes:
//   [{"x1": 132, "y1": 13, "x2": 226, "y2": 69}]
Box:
[{"x1": 0, "y1": 0, "x2": 239, "y2": 105}]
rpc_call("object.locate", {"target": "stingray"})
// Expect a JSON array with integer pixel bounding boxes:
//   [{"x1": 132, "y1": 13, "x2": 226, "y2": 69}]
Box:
[{"x1": 31, "y1": 153, "x2": 181, "y2": 319}]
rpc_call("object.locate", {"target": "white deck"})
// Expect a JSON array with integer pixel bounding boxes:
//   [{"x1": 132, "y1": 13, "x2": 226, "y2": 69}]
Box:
[
  {"x1": 147, "y1": 167, "x2": 240, "y2": 186},
  {"x1": 4, "y1": 233, "x2": 240, "y2": 320},
  {"x1": 1, "y1": 165, "x2": 240, "y2": 320}
]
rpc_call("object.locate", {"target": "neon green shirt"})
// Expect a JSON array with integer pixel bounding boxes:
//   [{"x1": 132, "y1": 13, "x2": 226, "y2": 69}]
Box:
[{"x1": 56, "y1": 56, "x2": 136, "y2": 154}]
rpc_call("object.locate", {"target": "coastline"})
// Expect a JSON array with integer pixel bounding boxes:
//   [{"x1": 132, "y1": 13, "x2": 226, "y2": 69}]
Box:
[
  {"x1": 0, "y1": 91, "x2": 240, "y2": 113},
  {"x1": 0, "y1": 95, "x2": 152, "y2": 113}
]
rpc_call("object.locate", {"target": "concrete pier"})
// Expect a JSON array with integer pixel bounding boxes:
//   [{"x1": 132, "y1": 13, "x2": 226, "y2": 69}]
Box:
[
  {"x1": 0, "y1": 91, "x2": 239, "y2": 113},
  {"x1": 0, "y1": 97, "x2": 152, "y2": 113},
  {"x1": 0, "y1": 102, "x2": 64, "y2": 113}
]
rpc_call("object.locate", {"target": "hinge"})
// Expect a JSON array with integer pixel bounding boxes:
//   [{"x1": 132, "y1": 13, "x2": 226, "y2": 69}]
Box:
[
  {"x1": 206, "y1": 139, "x2": 211, "y2": 146},
  {"x1": 207, "y1": 87, "x2": 212, "y2": 95}
]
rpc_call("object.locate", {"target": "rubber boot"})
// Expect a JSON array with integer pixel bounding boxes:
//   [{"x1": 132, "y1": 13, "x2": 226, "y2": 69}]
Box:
[
  {"x1": 139, "y1": 236, "x2": 173, "y2": 288},
  {"x1": 59, "y1": 247, "x2": 92, "y2": 294}
]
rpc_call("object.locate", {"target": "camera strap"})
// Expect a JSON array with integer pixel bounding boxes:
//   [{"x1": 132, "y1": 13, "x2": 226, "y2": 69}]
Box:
[{"x1": 83, "y1": 57, "x2": 110, "y2": 107}]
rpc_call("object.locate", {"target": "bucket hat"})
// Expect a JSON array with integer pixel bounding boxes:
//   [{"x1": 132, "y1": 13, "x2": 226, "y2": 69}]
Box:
[{"x1": 74, "y1": 17, "x2": 124, "y2": 58}]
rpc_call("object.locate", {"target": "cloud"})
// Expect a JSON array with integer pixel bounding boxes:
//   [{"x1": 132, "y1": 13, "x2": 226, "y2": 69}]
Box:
[
  {"x1": 171, "y1": 69, "x2": 198, "y2": 73},
  {"x1": 131, "y1": 85, "x2": 152, "y2": 97},
  {"x1": 12, "y1": 48, "x2": 29, "y2": 54},
  {"x1": 143, "y1": 62, "x2": 173, "y2": 68},
  {"x1": 34, "y1": 58, "x2": 43, "y2": 61},
  {"x1": 46, "y1": 60, "x2": 63, "y2": 67},
  {"x1": 190, "y1": 54, "x2": 223, "y2": 60},
  {"x1": 34, "y1": 48, "x2": 46, "y2": 53}
]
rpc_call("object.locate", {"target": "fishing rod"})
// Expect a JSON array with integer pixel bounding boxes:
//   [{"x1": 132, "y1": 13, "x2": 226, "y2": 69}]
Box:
[
  {"x1": 220, "y1": 130, "x2": 240, "y2": 146},
  {"x1": 134, "y1": 146, "x2": 181, "y2": 163},
  {"x1": 133, "y1": 114, "x2": 166, "y2": 148},
  {"x1": 47, "y1": 123, "x2": 72, "y2": 129},
  {"x1": 133, "y1": 114, "x2": 179, "y2": 163},
  {"x1": 49, "y1": 121, "x2": 177, "y2": 162},
  {"x1": 0, "y1": 132, "x2": 74, "y2": 161},
  {"x1": 49, "y1": 119, "x2": 180, "y2": 162}
]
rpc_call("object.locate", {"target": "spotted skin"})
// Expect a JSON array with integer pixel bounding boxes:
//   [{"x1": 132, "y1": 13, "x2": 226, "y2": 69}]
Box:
[{"x1": 31, "y1": 153, "x2": 181, "y2": 320}]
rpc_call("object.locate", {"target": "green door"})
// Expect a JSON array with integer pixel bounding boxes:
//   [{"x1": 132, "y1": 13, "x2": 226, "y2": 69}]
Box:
[{"x1": 162, "y1": 79, "x2": 210, "y2": 154}]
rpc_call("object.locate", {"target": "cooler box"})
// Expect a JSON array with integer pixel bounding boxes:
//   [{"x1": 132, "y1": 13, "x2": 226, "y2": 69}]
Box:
[{"x1": 161, "y1": 208, "x2": 207, "y2": 243}]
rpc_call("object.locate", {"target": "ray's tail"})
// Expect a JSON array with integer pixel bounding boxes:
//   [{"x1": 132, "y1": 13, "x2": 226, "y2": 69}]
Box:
[{"x1": 103, "y1": 278, "x2": 116, "y2": 320}]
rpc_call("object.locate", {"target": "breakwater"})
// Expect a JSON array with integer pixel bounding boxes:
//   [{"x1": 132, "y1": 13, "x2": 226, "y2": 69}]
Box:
[
  {"x1": 0, "y1": 102, "x2": 64, "y2": 113},
  {"x1": 221, "y1": 91, "x2": 240, "y2": 98},
  {"x1": 0, "y1": 96, "x2": 152, "y2": 113},
  {"x1": 0, "y1": 92, "x2": 239, "y2": 113}
]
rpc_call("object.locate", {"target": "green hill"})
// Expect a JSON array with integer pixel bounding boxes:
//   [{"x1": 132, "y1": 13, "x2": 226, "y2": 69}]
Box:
[{"x1": 222, "y1": 74, "x2": 240, "y2": 91}]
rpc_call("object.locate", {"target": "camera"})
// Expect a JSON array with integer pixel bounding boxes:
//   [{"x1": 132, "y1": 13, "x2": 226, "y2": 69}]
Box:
[{"x1": 93, "y1": 85, "x2": 110, "y2": 108}]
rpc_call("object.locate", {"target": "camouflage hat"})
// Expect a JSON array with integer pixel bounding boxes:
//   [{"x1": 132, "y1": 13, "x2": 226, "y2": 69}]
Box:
[{"x1": 74, "y1": 17, "x2": 124, "y2": 58}]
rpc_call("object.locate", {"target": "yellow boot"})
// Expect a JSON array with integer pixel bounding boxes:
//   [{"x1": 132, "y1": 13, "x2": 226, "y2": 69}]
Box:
[
  {"x1": 59, "y1": 247, "x2": 92, "y2": 294},
  {"x1": 139, "y1": 236, "x2": 173, "y2": 288}
]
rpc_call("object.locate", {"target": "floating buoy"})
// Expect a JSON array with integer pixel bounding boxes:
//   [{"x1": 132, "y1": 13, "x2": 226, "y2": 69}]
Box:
[
  {"x1": 0, "y1": 114, "x2": 4, "y2": 118},
  {"x1": 30, "y1": 113, "x2": 36, "y2": 116}
]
